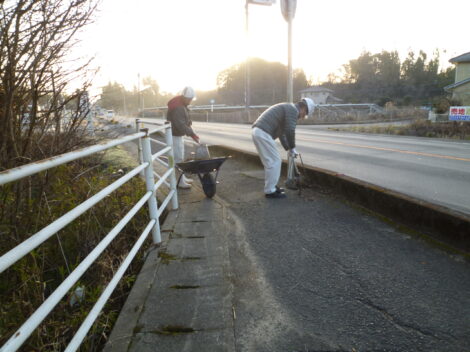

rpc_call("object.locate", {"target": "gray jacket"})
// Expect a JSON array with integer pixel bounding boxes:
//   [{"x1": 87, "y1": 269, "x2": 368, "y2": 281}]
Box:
[
  {"x1": 252, "y1": 103, "x2": 299, "y2": 150},
  {"x1": 166, "y1": 105, "x2": 195, "y2": 137}
]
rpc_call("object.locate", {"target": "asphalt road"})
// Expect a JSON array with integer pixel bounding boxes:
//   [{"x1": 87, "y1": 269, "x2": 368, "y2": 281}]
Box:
[
  {"x1": 112, "y1": 118, "x2": 470, "y2": 351},
  {"x1": 138, "y1": 118, "x2": 470, "y2": 215},
  {"x1": 214, "y1": 156, "x2": 470, "y2": 352}
]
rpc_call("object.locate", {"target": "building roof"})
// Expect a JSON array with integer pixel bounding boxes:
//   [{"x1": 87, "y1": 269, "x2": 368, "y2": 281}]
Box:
[
  {"x1": 450, "y1": 52, "x2": 470, "y2": 63},
  {"x1": 299, "y1": 86, "x2": 333, "y2": 93},
  {"x1": 328, "y1": 95, "x2": 343, "y2": 103},
  {"x1": 444, "y1": 77, "x2": 470, "y2": 92}
]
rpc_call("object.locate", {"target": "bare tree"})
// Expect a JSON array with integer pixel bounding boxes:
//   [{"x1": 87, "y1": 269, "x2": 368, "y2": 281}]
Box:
[{"x1": 0, "y1": 0, "x2": 100, "y2": 171}]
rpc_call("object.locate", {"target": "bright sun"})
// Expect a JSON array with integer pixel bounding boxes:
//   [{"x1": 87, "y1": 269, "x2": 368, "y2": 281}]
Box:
[{"x1": 81, "y1": 0, "x2": 469, "y2": 95}]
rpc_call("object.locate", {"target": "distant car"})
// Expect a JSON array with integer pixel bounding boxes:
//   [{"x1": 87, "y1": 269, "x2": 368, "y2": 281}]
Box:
[{"x1": 106, "y1": 110, "x2": 115, "y2": 118}]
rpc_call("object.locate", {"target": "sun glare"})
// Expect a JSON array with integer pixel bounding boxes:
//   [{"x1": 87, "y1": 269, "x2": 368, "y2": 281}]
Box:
[{"x1": 82, "y1": 0, "x2": 469, "y2": 94}]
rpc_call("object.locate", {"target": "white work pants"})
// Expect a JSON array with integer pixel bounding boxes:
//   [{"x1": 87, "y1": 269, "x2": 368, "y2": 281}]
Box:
[
  {"x1": 173, "y1": 136, "x2": 192, "y2": 187},
  {"x1": 252, "y1": 127, "x2": 281, "y2": 194},
  {"x1": 173, "y1": 136, "x2": 184, "y2": 163}
]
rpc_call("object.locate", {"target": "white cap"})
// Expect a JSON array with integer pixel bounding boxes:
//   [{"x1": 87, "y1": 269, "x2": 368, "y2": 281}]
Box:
[
  {"x1": 301, "y1": 97, "x2": 315, "y2": 117},
  {"x1": 182, "y1": 86, "x2": 196, "y2": 99}
]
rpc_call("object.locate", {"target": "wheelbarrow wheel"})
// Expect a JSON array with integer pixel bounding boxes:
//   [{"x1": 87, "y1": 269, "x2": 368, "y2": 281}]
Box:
[{"x1": 200, "y1": 172, "x2": 216, "y2": 198}]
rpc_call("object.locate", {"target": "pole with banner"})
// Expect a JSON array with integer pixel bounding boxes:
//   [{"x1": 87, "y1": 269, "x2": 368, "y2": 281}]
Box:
[{"x1": 281, "y1": 0, "x2": 297, "y2": 103}]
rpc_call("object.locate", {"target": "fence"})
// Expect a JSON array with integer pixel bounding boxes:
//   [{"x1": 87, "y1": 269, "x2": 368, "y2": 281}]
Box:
[
  {"x1": 299, "y1": 105, "x2": 428, "y2": 124},
  {"x1": 191, "y1": 111, "x2": 250, "y2": 124},
  {"x1": 144, "y1": 104, "x2": 428, "y2": 125},
  {"x1": 0, "y1": 122, "x2": 178, "y2": 351}
]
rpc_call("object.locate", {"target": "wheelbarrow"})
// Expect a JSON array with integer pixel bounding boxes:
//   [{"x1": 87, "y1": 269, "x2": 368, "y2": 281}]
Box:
[{"x1": 176, "y1": 157, "x2": 228, "y2": 198}]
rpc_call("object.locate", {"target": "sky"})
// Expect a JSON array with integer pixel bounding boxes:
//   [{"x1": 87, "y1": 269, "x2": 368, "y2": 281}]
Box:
[{"x1": 79, "y1": 0, "x2": 469, "y2": 95}]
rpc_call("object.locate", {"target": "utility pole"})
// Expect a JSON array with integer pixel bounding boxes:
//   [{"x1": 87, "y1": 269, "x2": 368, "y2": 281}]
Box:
[
  {"x1": 245, "y1": 1, "x2": 250, "y2": 120},
  {"x1": 281, "y1": 0, "x2": 297, "y2": 103},
  {"x1": 287, "y1": 13, "x2": 293, "y2": 102},
  {"x1": 137, "y1": 73, "x2": 140, "y2": 118},
  {"x1": 122, "y1": 90, "x2": 127, "y2": 116}
]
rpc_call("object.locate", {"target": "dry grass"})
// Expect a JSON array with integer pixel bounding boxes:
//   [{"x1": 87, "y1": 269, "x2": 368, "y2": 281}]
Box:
[
  {"x1": 299, "y1": 107, "x2": 428, "y2": 125},
  {"x1": 0, "y1": 147, "x2": 156, "y2": 351},
  {"x1": 331, "y1": 120, "x2": 470, "y2": 140}
]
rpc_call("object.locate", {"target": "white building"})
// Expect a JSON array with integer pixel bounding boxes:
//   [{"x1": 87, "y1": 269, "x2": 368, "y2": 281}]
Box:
[
  {"x1": 444, "y1": 52, "x2": 470, "y2": 106},
  {"x1": 299, "y1": 87, "x2": 342, "y2": 104}
]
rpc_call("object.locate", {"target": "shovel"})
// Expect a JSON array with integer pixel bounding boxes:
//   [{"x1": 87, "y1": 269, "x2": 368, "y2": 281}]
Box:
[{"x1": 285, "y1": 153, "x2": 303, "y2": 195}]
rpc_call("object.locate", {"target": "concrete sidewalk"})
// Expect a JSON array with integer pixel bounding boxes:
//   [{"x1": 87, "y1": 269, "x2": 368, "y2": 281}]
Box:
[{"x1": 104, "y1": 186, "x2": 236, "y2": 352}]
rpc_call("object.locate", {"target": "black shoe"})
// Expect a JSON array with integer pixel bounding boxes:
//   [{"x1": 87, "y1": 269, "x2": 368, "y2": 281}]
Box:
[
  {"x1": 275, "y1": 186, "x2": 285, "y2": 193},
  {"x1": 265, "y1": 191, "x2": 287, "y2": 199}
]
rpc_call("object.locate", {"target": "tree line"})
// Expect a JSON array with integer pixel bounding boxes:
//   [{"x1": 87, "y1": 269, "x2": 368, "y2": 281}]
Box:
[
  {"x1": 98, "y1": 58, "x2": 310, "y2": 112},
  {"x1": 216, "y1": 58, "x2": 309, "y2": 105},
  {"x1": 99, "y1": 77, "x2": 173, "y2": 115},
  {"x1": 99, "y1": 51, "x2": 455, "y2": 113},
  {"x1": 323, "y1": 50, "x2": 455, "y2": 107}
]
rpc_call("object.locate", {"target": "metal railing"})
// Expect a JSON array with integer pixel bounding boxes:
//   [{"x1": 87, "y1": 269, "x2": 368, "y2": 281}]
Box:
[
  {"x1": 137, "y1": 117, "x2": 199, "y2": 150},
  {"x1": 0, "y1": 122, "x2": 178, "y2": 352}
]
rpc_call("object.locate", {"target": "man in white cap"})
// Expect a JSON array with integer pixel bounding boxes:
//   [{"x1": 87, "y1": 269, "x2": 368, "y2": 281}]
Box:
[
  {"x1": 251, "y1": 98, "x2": 315, "y2": 198},
  {"x1": 166, "y1": 86, "x2": 200, "y2": 188}
]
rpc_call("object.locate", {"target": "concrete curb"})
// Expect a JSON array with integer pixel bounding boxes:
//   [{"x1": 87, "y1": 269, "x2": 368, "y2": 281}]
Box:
[
  {"x1": 210, "y1": 145, "x2": 470, "y2": 255},
  {"x1": 298, "y1": 117, "x2": 414, "y2": 126},
  {"x1": 103, "y1": 211, "x2": 178, "y2": 352}
]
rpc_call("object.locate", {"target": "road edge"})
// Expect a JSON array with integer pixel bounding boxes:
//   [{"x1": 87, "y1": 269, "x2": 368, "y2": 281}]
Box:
[{"x1": 210, "y1": 145, "x2": 470, "y2": 256}]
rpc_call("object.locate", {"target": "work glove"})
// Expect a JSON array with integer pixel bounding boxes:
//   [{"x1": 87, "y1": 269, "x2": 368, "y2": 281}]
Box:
[
  {"x1": 289, "y1": 148, "x2": 299, "y2": 158},
  {"x1": 191, "y1": 134, "x2": 200, "y2": 144}
]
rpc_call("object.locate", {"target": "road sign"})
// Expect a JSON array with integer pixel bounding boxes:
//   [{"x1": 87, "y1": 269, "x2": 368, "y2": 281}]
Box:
[
  {"x1": 248, "y1": 0, "x2": 276, "y2": 5},
  {"x1": 280, "y1": 0, "x2": 297, "y2": 21},
  {"x1": 449, "y1": 106, "x2": 470, "y2": 121}
]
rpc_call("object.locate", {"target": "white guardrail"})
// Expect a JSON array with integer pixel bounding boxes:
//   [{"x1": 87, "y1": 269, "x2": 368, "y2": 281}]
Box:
[{"x1": 0, "y1": 121, "x2": 178, "y2": 351}]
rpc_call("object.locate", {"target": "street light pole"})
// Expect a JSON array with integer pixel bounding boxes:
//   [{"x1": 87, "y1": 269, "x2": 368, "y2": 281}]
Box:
[
  {"x1": 287, "y1": 15, "x2": 293, "y2": 103},
  {"x1": 245, "y1": 0, "x2": 250, "y2": 120}
]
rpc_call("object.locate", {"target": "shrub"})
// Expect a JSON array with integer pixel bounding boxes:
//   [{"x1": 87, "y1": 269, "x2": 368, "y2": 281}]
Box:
[{"x1": 0, "y1": 150, "x2": 155, "y2": 351}]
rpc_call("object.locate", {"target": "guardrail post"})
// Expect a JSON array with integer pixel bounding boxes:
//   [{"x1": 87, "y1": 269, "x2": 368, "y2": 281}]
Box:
[
  {"x1": 136, "y1": 118, "x2": 144, "y2": 175},
  {"x1": 140, "y1": 129, "x2": 161, "y2": 244},
  {"x1": 164, "y1": 121, "x2": 179, "y2": 210}
]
